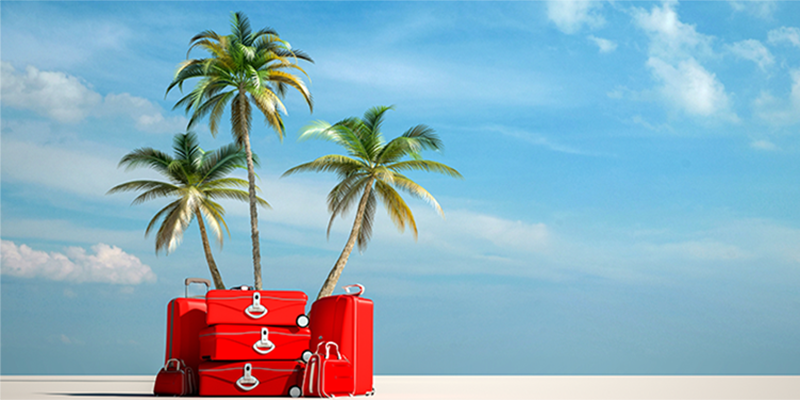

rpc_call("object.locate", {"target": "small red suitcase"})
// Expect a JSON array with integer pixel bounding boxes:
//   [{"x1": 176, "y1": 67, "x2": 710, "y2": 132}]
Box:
[
  {"x1": 308, "y1": 284, "x2": 374, "y2": 396},
  {"x1": 199, "y1": 325, "x2": 313, "y2": 361},
  {"x1": 153, "y1": 358, "x2": 195, "y2": 396},
  {"x1": 206, "y1": 289, "x2": 310, "y2": 327},
  {"x1": 156, "y1": 278, "x2": 209, "y2": 395},
  {"x1": 198, "y1": 360, "x2": 304, "y2": 397},
  {"x1": 302, "y1": 342, "x2": 355, "y2": 398}
]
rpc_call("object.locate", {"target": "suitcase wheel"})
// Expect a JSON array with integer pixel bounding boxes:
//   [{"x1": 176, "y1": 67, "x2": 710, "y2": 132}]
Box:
[
  {"x1": 296, "y1": 314, "x2": 310, "y2": 328},
  {"x1": 301, "y1": 350, "x2": 313, "y2": 363},
  {"x1": 288, "y1": 385, "x2": 302, "y2": 398}
]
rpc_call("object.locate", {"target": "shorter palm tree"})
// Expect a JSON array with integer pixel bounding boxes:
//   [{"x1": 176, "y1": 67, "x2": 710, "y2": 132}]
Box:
[
  {"x1": 284, "y1": 106, "x2": 462, "y2": 299},
  {"x1": 108, "y1": 132, "x2": 268, "y2": 289}
]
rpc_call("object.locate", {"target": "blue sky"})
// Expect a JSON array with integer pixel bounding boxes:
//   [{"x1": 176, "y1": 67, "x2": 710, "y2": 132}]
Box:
[{"x1": 1, "y1": 1, "x2": 799, "y2": 375}]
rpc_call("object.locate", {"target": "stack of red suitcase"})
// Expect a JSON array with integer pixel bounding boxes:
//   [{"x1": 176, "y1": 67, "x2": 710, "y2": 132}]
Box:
[
  {"x1": 196, "y1": 287, "x2": 312, "y2": 397},
  {"x1": 155, "y1": 280, "x2": 374, "y2": 397}
]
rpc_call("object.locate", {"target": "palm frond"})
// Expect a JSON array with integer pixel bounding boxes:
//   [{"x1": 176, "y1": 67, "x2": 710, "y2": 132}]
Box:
[
  {"x1": 389, "y1": 173, "x2": 444, "y2": 217},
  {"x1": 374, "y1": 179, "x2": 417, "y2": 238},
  {"x1": 326, "y1": 174, "x2": 370, "y2": 238},
  {"x1": 356, "y1": 190, "x2": 377, "y2": 251},
  {"x1": 387, "y1": 160, "x2": 462, "y2": 178},
  {"x1": 282, "y1": 155, "x2": 364, "y2": 178}
]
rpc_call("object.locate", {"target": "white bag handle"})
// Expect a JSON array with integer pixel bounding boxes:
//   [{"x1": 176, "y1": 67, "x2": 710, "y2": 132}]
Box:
[
  {"x1": 325, "y1": 342, "x2": 343, "y2": 360},
  {"x1": 252, "y1": 327, "x2": 276, "y2": 355},
  {"x1": 244, "y1": 292, "x2": 268, "y2": 319},
  {"x1": 235, "y1": 363, "x2": 259, "y2": 391},
  {"x1": 342, "y1": 284, "x2": 364, "y2": 297}
]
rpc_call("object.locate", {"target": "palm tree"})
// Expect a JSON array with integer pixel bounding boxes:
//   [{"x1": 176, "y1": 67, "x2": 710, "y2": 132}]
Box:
[
  {"x1": 166, "y1": 11, "x2": 313, "y2": 290},
  {"x1": 284, "y1": 106, "x2": 462, "y2": 299},
  {"x1": 108, "y1": 132, "x2": 269, "y2": 289}
]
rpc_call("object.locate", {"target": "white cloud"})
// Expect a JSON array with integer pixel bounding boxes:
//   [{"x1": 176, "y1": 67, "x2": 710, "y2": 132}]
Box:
[
  {"x1": 632, "y1": 3, "x2": 735, "y2": 121},
  {"x1": 647, "y1": 57, "x2": 735, "y2": 119},
  {"x1": 1, "y1": 62, "x2": 187, "y2": 133},
  {"x1": 750, "y1": 140, "x2": 778, "y2": 151},
  {"x1": 632, "y1": 2, "x2": 714, "y2": 61},
  {"x1": 729, "y1": 1, "x2": 777, "y2": 19},
  {"x1": 767, "y1": 26, "x2": 800, "y2": 48},
  {"x1": 546, "y1": 1, "x2": 605, "y2": 34},
  {"x1": 588, "y1": 35, "x2": 617, "y2": 53},
  {"x1": 1, "y1": 62, "x2": 102, "y2": 123},
  {"x1": 725, "y1": 40, "x2": 774, "y2": 71},
  {"x1": 753, "y1": 69, "x2": 800, "y2": 126},
  {"x1": 1, "y1": 240, "x2": 156, "y2": 285}
]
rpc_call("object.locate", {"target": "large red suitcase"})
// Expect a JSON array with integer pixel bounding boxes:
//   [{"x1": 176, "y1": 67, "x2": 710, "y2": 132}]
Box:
[
  {"x1": 199, "y1": 325, "x2": 313, "y2": 362},
  {"x1": 198, "y1": 360, "x2": 304, "y2": 397},
  {"x1": 308, "y1": 284, "x2": 373, "y2": 396},
  {"x1": 206, "y1": 289, "x2": 309, "y2": 327},
  {"x1": 157, "y1": 278, "x2": 209, "y2": 395}
]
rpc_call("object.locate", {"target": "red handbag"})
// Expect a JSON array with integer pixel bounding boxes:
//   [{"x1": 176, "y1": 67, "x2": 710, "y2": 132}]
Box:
[
  {"x1": 153, "y1": 358, "x2": 195, "y2": 396},
  {"x1": 302, "y1": 342, "x2": 354, "y2": 398}
]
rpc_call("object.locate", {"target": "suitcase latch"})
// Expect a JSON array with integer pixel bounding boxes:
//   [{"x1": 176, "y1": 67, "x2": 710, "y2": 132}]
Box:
[
  {"x1": 244, "y1": 292, "x2": 268, "y2": 319},
  {"x1": 253, "y1": 327, "x2": 276, "y2": 355},
  {"x1": 236, "y1": 363, "x2": 260, "y2": 391}
]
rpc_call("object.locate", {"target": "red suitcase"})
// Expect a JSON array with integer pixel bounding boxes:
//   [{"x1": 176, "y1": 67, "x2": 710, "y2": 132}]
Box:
[
  {"x1": 206, "y1": 289, "x2": 310, "y2": 327},
  {"x1": 199, "y1": 325, "x2": 313, "y2": 362},
  {"x1": 302, "y1": 342, "x2": 355, "y2": 398},
  {"x1": 198, "y1": 360, "x2": 304, "y2": 397},
  {"x1": 156, "y1": 278, "x2": 209, "y2": 395},
  {"x1": 308, "y1": 284, "x2": 374, "y2": 396}
]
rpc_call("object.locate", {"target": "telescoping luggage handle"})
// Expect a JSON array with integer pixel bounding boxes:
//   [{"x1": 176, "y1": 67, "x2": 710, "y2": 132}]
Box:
[
  {"x1": 236, "y1": 363, "x2": 259, "y2": 391},
  {"x1": 252, "y1": 327, "x2": 276, "y2": 355},
  {"x1": 185, "y1": 278, "x2": 210, "y2": 298},
  {"x1": 343, "y1": 284, "x2": 365, "y2": 297}
]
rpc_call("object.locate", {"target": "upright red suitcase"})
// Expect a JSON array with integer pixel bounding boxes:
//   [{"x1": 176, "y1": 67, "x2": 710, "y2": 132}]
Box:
[
  {"x1": 199, "y1": 325, "x2": 313, "y2": 361},
  {"x1": 198, "y1": 360, "x2": 304, "y2": 397},
  {"x1": 308, "y1": 284, "x2": 374, "y2": 396},
  {"x1": 206, "y1": 289, "x2": 309, "y2": 327},
  {"x1": 155, "y1": 278, "x2": 209, "y2": 396}
]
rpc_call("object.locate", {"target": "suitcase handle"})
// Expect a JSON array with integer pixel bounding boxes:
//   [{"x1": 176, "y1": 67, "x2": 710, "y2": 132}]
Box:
[
  {"x1": 244, "y1": 292, "x2": 268, "y2": 319},
  {"x1": 236, "y1": 363, "x2": 259, "y2": 391},
  {"x1": 343, "y1": 284, "x2": 365, "y2": 297},
  {"x1": 252, "y1": 327, "x2": 276, "y2": 355},
  {"x1": 184, "y1": 278, "x2": 210, "y2": 298}
]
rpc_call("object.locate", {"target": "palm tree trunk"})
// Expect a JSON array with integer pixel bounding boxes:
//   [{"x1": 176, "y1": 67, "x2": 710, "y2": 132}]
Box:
[
  {"x1": 317, "y1": 176, "x2": 375, "y2": 300},
  {"x1": 195, "y1": 209, "x2": 225, "y2": 289},
  {"x1": 238, "y1": 90, "x2": 263, "y2": 290}
]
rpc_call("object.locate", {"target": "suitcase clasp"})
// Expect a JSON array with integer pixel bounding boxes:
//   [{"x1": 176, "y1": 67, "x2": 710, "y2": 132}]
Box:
[
  {"x1": 244, "y1": 292, "x2": 268, "y2": 319},
  {"x1": 252, "y1": 327, "x2": 276, "y2": 355},
  {"x1": 235, "y1": 363, "x2": 260, "y2": 391}
]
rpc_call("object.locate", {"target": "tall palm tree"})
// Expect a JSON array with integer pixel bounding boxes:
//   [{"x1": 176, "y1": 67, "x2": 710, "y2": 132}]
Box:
[
  {"x1": 108, "y1": 132, "x2": 269, "y2": 289},
  {"x1": 166, "y1": 11, "x2": 313, "y2": 290},
  {"x1": 284, "y1": 106, "x2": 462, "y2": 299}
]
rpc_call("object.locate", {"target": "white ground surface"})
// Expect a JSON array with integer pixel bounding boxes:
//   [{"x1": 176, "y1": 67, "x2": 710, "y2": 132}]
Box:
[{"x1": 1, "y1": 375, "x2": 798, "y2": 399}]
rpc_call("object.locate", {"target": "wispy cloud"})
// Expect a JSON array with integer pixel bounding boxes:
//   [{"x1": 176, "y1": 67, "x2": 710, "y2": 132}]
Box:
[
  {"x1": 750, "y1": 139, "x2": 779, "y2": 151},
  {"x1": 1, "y1": 240, "x2": 156, "y2": 285},
  {"x1": 480, "y1": 125, "x2": 612, "y2": 156},
  {"x1": 588, "y1": 35, "x2": 618, "y2": 53},
  {"x1": 753, "y1": 69, "x2": 800, "y2": 126},
  {"x1": 725, "y1": 40, "x2": 774, "y2": 71},
  {"x1": 547, "y1": 1, "x2": 605, "y2": 34},
  {"x1": 767, "y1": 26, "x2": 800, "y2": 48}
]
